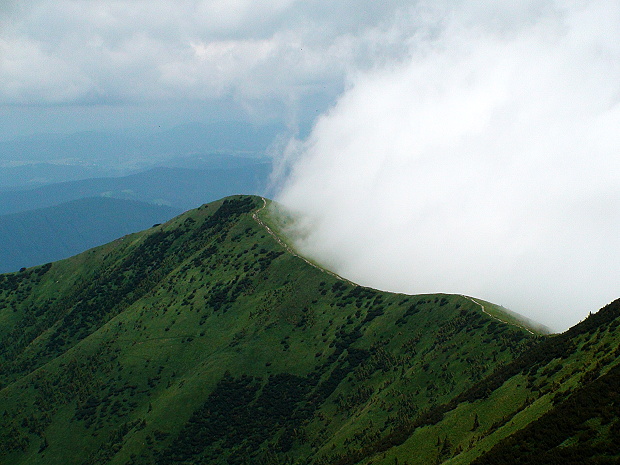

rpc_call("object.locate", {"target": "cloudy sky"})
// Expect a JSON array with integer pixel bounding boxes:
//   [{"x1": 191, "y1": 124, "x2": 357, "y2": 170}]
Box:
[
  {"x1": 2, "y1": 0, "x2": 619, "y2": 330},
  {"x1": 0, "y1": 0, "x2": 413, "y2": 138}
]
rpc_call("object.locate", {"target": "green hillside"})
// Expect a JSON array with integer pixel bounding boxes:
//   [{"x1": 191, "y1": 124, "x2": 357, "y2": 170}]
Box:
[
  {"x1": 0, "y1": 195, "x2": 616, "y2": 464},
  {"x1": 347, "y1": 298, "x2": 620, "y2": 465}
]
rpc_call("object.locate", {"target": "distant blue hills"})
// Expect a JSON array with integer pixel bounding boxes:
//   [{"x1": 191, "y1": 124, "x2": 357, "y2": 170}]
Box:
[
  {"x1": 0, "y1": 122, "x2": 278, "y2": 273},
  {"x1": 0, "y1": 163, "x2": 272, "y2": 216},
  {"x1": 0, "y1": 197, "x2": 182, "y2": 273},
  {"x1": 0, "y1": 161, "x2": 272, "y2": 273}
]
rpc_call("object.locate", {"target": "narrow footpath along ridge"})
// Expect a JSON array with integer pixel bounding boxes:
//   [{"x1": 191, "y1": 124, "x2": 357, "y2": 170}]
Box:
[
  {"x1": 253, "y1": 196, "x2": 538, "y2": 336},
  {"x1": 252, "y1": 196, "x2": 355, "y2": 284},
  {"x1": 463, "y1": 295, "x2": 535, "y2": 335}
]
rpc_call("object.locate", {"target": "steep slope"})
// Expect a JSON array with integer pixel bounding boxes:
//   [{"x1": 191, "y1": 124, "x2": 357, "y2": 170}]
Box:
[
  {"x1": 0, "y1": 195, "x2": 540, "y2": 465},
  {"x1": 0, "y1": 197, "x2": 182, "y2": 273},
  {"x1": 354, "y1": 300, "x2": 620, "y2": 465},
  {"x1": 469, "y1": 301, "x2": 620, "y2": 465}
]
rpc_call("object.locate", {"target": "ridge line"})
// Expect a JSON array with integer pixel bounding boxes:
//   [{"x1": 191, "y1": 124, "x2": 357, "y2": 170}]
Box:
[
  {"x1": 462, "y1": 295, "x2": 535, "y2": 335},
  {"x1": 252, "y1": 197, "x2": 355, "y2": 285}
]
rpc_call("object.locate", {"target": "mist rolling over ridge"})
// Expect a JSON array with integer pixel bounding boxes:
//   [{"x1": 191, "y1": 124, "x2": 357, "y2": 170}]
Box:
[
  {"x1": 276, "y1": 1, "x2": 620, "y2": 332},
  {"x1": 2, "y1": 0, "x2": 619, "y2": 332}
]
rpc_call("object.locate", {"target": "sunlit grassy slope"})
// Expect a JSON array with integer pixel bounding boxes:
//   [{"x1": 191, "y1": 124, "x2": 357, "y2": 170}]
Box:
[{"x1": 0, "y1": 195, "x2": 617, "y2": 464}]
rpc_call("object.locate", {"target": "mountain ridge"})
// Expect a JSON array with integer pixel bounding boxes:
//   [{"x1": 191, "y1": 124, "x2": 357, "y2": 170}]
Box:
[{"x1": 0, "y1": 195, "x2": 617, "y2": 464}]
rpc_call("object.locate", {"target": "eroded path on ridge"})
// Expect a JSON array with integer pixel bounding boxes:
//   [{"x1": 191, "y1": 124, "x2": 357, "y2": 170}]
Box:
[
  {"x1": 462, "y1": 295, "x2": 535, "y2": 335},
  {"x1": 253, "y1": 198, "x2": 536, "y2": 335},
  {"x1": 252, "y1": 197, "x2": 354, "y2": 284}
]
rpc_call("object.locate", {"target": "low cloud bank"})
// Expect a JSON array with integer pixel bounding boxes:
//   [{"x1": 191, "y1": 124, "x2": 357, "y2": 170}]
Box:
[{"x1": 276, "y1": 1, "x2": 620, "y2": 332}]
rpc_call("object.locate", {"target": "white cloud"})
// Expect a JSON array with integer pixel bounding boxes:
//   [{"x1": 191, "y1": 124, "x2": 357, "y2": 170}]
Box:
[
  {"x1": 277, "y1": 0, "x2": 620, "y2": 332},
  {"x1": 0, "y1": 0, "x2": 413, "y2": 118},
  {"x1": 0, "y1": 35, "x2": 95, "y2": 103}
]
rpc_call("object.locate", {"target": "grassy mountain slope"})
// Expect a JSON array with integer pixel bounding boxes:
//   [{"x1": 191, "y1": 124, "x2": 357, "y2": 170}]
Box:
[
  {"x1": 353, "y1": 301, "x2": 620, "y2": 465},
  {"x1": 0, "y1": 197, "x2": 182, "y2": 273},
  {"x1": 0, "y1": 195, "x2": 543, "y2": 465},
  {"x1": 468, "y1": 301, "x2": 620, "y2": 465}
]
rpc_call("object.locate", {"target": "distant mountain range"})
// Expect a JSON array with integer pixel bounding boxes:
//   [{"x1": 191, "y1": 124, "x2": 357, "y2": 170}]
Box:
[
  {"x1": 0, "y1": 197, "x2": 181, "y2": 273},
  {"x1": 0, "y1": 163, "x2": 272, "y2": 216},
  {"x1": 0, "y1": 122, "x2": 282, "y2": 185},
  {"x1": 1, "y1": 195, "x2": 618, "y2": 464},
  {"x1": 0, "y1": 156, "x2": 272, "y2": 272}
]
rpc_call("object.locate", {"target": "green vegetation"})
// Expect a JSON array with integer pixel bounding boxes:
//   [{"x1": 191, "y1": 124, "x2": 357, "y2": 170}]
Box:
[
  {"x1": 0, "y1": 194, "x2": 618, "y2": 464},
  {"x1": 364, "y1": 300, "x2": 620, "y2": 465}
]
